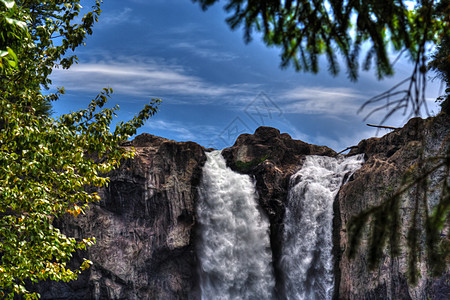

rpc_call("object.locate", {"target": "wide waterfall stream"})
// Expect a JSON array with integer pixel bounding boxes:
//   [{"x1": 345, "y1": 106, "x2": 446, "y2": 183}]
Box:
[
  {"x1": 197, "y1": 151, "x2": 364, "y2": 300},
  {"x1": 197, "y1": 151, "x2": 275, "y2": 299}
]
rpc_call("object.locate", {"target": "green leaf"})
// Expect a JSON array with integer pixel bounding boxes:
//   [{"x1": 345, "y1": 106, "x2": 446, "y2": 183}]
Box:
[
  {"x1": 5, "y1": 17, "x2": 27, "y2": 30},
  {"x1": 6, "y1": 47, "x2": 17, "y2": 61},
  {"x1": 0, "y1": 0, "x2": 15, "y2": 9}
]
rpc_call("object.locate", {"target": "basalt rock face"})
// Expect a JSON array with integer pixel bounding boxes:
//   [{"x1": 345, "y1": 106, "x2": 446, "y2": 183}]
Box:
[
  {"x1": 221, "y1": 126, "x2": 336, "y2": 296},
  {"x1": 36, "y1": 133, "x2": 206, "y2": 300},
  {"x1": 335, "y1": 114, "x2": 450, "y2": 299}
]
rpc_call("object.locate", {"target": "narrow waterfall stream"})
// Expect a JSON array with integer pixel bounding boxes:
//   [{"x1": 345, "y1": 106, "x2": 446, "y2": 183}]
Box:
[
  {"x1": 281, "y1": 155, "x2": 365, "y2": 300},
  {"x1": 197, "y1": 151, "x2": 275, "y2": 300}
]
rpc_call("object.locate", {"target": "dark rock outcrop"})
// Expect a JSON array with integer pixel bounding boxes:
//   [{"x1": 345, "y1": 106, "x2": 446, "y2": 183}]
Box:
[
  {"x1": 335, "y1": 114, "x2": 450, "y2": 299},
  {"x1": 36, "y1": 134, "x2": 206, "y2": 299},
  {"x1": 222, "y1": 126, "x2": 336, "y2": 219}
]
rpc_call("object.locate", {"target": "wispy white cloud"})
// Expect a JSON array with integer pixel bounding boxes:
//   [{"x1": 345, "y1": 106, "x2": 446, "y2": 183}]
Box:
[
  {"x1": 280, "y1": 86, "x2": 365, "y2": 116},
  {"x1": 98, "y1": 7, "x2": 140, "y2": 26},
  {"x1": 148, "y1": 120, "x2": 198, "y2": 140},
  {"x1": 171, "y1": 41, "x2": 238, "y2": 62},
  {"x1": 284, "y1": 86, "x2": 362, "y2": 102},
  {"x1": 284, "y1": 126, "x2": 311, "y2": 143},
  {"x1": 312, "y1": 128, "x2": 378, "y2": 152},
  {"x1": 147, "y1": 119, "x2": 221, "y2": 144},
  {"x1": 51, "y1": 56, "x2": 257, "y2": 101}
]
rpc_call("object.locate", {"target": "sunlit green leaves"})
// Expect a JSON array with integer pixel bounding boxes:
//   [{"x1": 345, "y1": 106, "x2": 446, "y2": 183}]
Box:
[
  {"x1": 0, "y1": 1, "x2": 162, "y2": 298},
  {"x1": 0, "y1": 92, "x2": 161, "y2": 298},
  {"x1": 0, "y1": 0, "x2": 30, "y2": 73},
  {"x1": 0, "y1": 0, "x2": 15, "y2": 10}
]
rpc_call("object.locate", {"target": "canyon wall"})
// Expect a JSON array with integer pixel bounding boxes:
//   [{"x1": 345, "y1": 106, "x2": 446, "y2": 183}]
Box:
[
  {"x1": 335, "y1": 114, "x2": 450, "y2": 299},
  {"x1": 36, "y1": 134, "x2": 206, "y2": 299},
  {"x1": 35, "y1": 114, "x2": 449, "y2": 299}
]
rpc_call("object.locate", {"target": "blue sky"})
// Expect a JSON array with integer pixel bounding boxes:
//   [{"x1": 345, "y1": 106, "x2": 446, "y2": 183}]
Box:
[{"x1": 50, "y1": 0, "x2": 444, "y2": 151}]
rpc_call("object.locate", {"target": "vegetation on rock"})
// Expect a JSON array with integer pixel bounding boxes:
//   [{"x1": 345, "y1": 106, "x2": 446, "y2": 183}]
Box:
[{"x1": 235, "y1": 155, "x2": 269, "y2": 172}]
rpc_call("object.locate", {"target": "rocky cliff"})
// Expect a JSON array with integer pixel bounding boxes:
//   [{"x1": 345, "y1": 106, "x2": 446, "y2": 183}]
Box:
[
  {"x1": 34, "y1": 115, "x2": 449, "y2": 299},
  {"x1": 36, "y1": 134, "x2": 206, "y2": 299},
  {"x1": 335, "y1": 113, "x2": 450, "y2": 299}
]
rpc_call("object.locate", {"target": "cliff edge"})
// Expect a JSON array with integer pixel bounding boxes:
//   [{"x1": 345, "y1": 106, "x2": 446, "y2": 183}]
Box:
[{"x1": 36, "y1": 134, "x2": 206, "y2": 299}]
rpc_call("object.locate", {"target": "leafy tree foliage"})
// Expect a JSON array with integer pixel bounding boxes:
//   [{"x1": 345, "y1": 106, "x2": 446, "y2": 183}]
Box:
[
  {"x1": 1, "y1": 0, "x2": 104, "y2": 116},
  {"x1": 193, "y1": 0, "x2": 449, "y2": 119},
  {"x1": 0, "y1": 1, "x2": 161, "y2": 298},
  {"x1": 429, "y1": 35, "x2": 450, "y2": 114},
  {"x1": 193, "y1": 0, "x2": 447, "y2": 77}
]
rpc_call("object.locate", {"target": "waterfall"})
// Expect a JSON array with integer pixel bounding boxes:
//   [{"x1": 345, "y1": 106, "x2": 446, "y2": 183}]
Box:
[
  {"x1": 196, "y1": 151, "x2": 275, "y2": 300},
  {"x1": 281, "y1": 155, "x2": 365, "y2": 300}
]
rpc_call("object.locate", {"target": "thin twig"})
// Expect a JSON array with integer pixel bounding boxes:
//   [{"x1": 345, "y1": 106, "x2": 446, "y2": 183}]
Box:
[{"x1": 366, "y1": 124, "x2": 400, "y2": 130}]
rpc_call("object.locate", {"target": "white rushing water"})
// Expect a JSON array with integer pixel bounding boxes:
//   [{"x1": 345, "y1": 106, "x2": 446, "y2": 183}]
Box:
[
  {"x1": 197, "y1": 151, "x2": 275, "y2": 300},
  {"x1": 281, "y1": 155, "x2": 365, "y2": 300}
]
